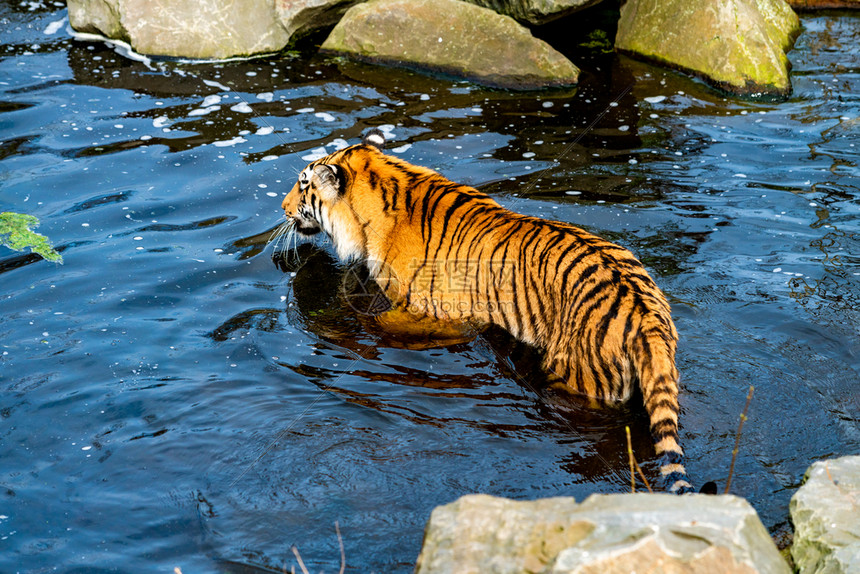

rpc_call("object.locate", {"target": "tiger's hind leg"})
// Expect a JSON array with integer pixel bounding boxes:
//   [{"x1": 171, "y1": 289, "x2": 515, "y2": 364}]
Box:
[{"x1": 545, "y1": 340, "x2": 694, "y2": 494}]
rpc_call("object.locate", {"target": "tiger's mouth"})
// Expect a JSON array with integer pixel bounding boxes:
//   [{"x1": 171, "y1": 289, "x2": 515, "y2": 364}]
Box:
[
  {"x1": 296, "y1": 224, "x2": 321, "y2": 236},
  {"x1": 292, "y1": 216, "x2": 322, "y2": 236}
]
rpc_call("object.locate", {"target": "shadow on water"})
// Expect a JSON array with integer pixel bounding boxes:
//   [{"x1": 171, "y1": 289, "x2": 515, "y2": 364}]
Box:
[{"x1": 270, "y1": 244, "x2": 661, "y2": 469}]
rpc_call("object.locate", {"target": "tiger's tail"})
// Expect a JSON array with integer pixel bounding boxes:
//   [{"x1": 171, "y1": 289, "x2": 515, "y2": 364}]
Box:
[{"x1": 633, "y1": 325, "x2": 694, "y2": 494}]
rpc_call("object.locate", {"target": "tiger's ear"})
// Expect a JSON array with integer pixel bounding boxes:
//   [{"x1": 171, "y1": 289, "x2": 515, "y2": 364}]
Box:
[
  {"x1": 362, "y1": 128, "x2": 386, "y2": 151},
  {"x1": 314, "y1": 164, "x2": 345, "y2": 199}
]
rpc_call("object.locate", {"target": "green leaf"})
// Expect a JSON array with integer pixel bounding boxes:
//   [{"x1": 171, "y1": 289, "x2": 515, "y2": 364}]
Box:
[{"x1": 0, "y1": 212, "x2": 63, "y2": 263}]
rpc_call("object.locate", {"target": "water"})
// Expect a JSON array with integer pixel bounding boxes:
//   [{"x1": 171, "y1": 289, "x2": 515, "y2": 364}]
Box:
[{"x1": 1, "y1": 3, "x2": 858, "y2": 572}]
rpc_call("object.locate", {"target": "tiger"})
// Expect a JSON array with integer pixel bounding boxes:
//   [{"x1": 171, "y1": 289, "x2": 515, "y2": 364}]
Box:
[{"x1": 278, "y1": 128, "x2": 695, "y2": 494}]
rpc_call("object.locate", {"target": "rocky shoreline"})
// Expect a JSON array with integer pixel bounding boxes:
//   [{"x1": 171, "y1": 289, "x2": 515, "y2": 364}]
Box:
[
  {"x1": 64, "y1": 0, "x2": 828, "y2": 96},
  {"x1": 415, "y1": 455, "x2": 859, "y2": 573}
]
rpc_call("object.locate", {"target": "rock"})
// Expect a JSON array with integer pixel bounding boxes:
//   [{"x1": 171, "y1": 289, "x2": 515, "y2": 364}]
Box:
[
  {"x1": 274, "y1": 0, "x2": 365, "y2": 45},
  {"x1": 320, "y1": 0, "x2": 579, "y2": 90},
  {"x1": 461, "y1": 0, "x2": 603, "y2": 25},
  {"x1": 414, "y1": 493, "x2": 790, "y2": 574},
  {"x1": 67, "y1": 0, "x2": 127, "y2": 41},
  {"x1": 790, "y1": 455, "x2": 860, "y2": 574},
  {"x1": 68, "y1": 0, "x2": 290, "y2": 59},
  {"x1": 615, "y1": 0, "x2": 800, "y2": 97}
]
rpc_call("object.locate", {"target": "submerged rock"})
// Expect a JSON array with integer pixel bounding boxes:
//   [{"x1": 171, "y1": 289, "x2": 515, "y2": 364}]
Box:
[
  {"x1": 790, "y1": 456, "x2": 860, "y2": 574},
  {"x1": 462, "y1": 0, "x2": 603, "y2": 25},
  {"x1": 414, "y1": 493, "x2": 790, "y2": 574},
  {"x1": 615, "y1": 0, "x2": 800, "y2": 97},
  {"x1": 320, "y1": 0, "x2": 579, "y2": 90},
  {"x1": 68, "y1": 0, "x2": 290, "y2": 59}
]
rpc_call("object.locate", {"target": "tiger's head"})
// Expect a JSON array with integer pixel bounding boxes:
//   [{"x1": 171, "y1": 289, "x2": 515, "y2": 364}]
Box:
[{"x1": 280, "y1": 129, "x2": 390, "y2": 262}]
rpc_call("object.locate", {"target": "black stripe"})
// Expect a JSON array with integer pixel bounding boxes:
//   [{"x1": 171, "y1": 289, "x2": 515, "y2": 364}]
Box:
[
  {"x1": 537, "y1": 231, "x2": 568, "y2": 278},
  {"x1": 390, "y1": 177, "x2": 400, "y2": 209},
  {"x1": 566, "y1": 273, "x2": 610, "y2": 319},
  {"x1": 594, "y1": 280, "x2": 626, "y2": 344},
  {"x1": 649, "y1": 398, "x2": 680, "y2": 414},
  {"x1": 662, "y1": 450, "x2": 684, "y2": 465},
  {"x1": 489, "y1": 220, "x2": 526, "y2": 260},
  {"x1": 516, "y1": 229, "x2": 546, "y2": 341},
  {"x1": 559, "y1": 255, "x2": 598, "y2": 298},
  {"x1": 663, "y1": 470, "x2": 688, "y2": 484},
  {"x1": 419, "y1": 187, "x2": 435, "y2": 241},
  {"x1": 435, "y1": 194, "x2": 475, "y2": 257},
  {"x1": 463, "y1": 210, "x2": 504, "y2": 259}
]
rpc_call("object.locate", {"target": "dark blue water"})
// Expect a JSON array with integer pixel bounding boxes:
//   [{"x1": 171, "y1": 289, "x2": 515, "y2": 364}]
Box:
[{"x1": 1, "y1": 4, "x2": 858, "y2": 572}]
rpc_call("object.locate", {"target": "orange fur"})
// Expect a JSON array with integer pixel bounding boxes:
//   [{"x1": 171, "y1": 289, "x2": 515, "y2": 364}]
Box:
[{"x1": 280, "y1": 131, "x2": 694, "y2": 493}]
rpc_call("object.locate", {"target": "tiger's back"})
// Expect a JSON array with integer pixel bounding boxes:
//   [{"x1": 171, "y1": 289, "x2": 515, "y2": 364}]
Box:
[{"x1": 280, "y1": 130, "x2": 693, "y2": 493}]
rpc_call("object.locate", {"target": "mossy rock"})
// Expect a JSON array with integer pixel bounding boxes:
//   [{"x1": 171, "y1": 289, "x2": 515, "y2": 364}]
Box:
[
  {"x1": 615, "y1": 0, "x2": 800, "y2": 97},
  {"x1": 321, "y1": 0, "x2": 580, "y2": 89}
]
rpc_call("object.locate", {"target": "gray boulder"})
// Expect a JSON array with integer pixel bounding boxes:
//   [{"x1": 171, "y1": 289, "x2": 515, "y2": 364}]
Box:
[
  {"x1": 615, "y1": 0, "x2": 800, "y2": 97},
  {"x1": 462, "y1": 0, "x2": 603, "y2": 25},
  {"x1": 790, "y1": 455, "x2": 860, "y2": 574},
  {"x1": 68, "y1": 0, "x2": 290, "y2": 59},
  {"x1": 67, "y1": 0, "x2": 363, "y2": 58},
  {"x1": 415, "y1": 493, "x2": 790, "y2": 574},
  {"x1": 320, "y1": 0, "x2": 579, "y2": 89}
]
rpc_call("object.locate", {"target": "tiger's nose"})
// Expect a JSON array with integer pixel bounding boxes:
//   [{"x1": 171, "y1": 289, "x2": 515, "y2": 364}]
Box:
[{"x1": 282, "y1": 184, "x2": 300, "y2": 213}]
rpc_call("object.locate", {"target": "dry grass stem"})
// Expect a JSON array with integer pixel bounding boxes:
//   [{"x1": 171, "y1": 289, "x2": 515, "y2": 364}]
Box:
[
  {"x1": 336, "y1": 521, "x2": 346, "y2": 574},
  {"x1": 626, "y1": 426, "x2": 636, "y2": 493},
  {"x1": 287, "y1": 522, "x2": 345, "y2": 574},
  {"x1": 291, "y1": 546, "x2": 310, "y2": 574},
  {"x1": 635, "y1": 458, "x2": 653, "y2": 493},
  {"x1": 625, "y1": 426, "x2": 653, "y2": 493},
  {"x1": 724, "y1": 385, "x2": 754, "y2": 494}
]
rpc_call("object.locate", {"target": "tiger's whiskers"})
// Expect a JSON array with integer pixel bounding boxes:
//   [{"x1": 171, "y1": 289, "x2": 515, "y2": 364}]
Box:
[{"x1": 269, "y1": 219, "x2": 294, "y2": 253}]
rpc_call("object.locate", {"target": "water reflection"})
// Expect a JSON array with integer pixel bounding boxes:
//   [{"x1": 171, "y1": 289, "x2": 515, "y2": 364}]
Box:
[
  {"x1": 789, "y1": 226, "x2": 859, "y2": 311},
  {"x1": 270, "y1": 245, "x2": 663, "y2": 488}
]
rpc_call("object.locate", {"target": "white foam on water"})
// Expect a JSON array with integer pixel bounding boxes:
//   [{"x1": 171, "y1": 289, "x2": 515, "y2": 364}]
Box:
[
  {"x1": 70, "y1": 30, "x2": 154, "y2": 69},
  {"x1": 213, "y1": 137, "x2": 247, "y2": 147},
  {"x1": 44, "y1": 18, "x2": 67, "y2": 35},
  {"x1": 231, "y1": 102, "x2": 253, "y2": 114},
  {"x1": 201, "y1": 95, "x2": 222, "y2": 107},
  {"x1": 202, "y1": 79, "x2": 231, "y2": 92},
  {"x1": 301, "y1": 147, "x2": 328, "y2": 161},
  {"x1": 188, "y1": 105, "x2": 220, "y2": 117}
]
